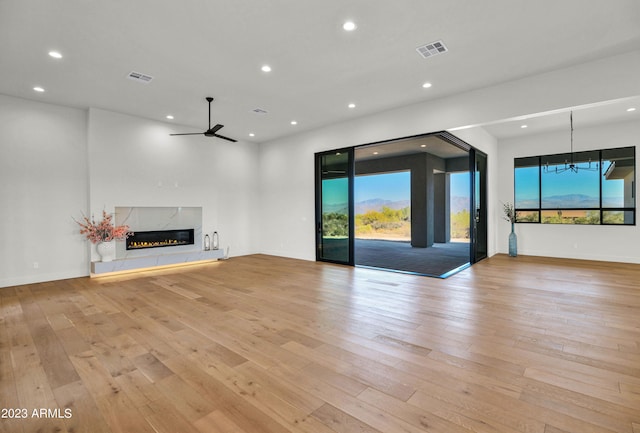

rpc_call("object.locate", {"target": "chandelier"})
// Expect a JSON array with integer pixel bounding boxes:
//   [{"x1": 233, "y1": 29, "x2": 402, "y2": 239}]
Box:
[{"x1": 543, "y1": 111, "x2": 599, "y2": 174}]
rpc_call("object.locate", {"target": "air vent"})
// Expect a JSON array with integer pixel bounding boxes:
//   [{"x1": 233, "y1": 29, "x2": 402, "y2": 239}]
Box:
[
  {"x1": 127, "y1": 71, "x2": 154, "y2": 84},
  {"x1": 416, "y1": 40, "x2": 448, "y2": 59},
  {"x1": 251, "y1": 108, "x2": 268, "y2": 115}
]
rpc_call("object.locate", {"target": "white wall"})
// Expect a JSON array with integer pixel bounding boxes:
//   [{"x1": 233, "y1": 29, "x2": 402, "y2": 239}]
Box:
[
  {"x1": 0, "y1": 94, "x2": 89, "y2": 287},
  {"x1": 451, "y1": 127, "x2": 499, "y2": 256},
  {"x1": 88, "y1": 108, "x2": 260, "y2": 261},
  {"x1": 497, "y1": 119, "x2": 640, "y2": 263}
]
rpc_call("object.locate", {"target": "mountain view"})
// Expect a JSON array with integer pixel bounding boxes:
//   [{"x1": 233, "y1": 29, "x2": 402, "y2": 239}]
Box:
[
  {"x1": 323, "y1": 197, "x2": 471, "y2": 241},
  {"x1": 542, "y1": 194, "x2": 599, "y2": 208},
  {"x1": 450, "y1": 196, "x2": 471, "y2": 214},
  {"x1": 517, "y1": 194, "x2": 601, "y2": 209},
  {"x1": 355, "y1": 199, "x2": 410, "y2": 214}
]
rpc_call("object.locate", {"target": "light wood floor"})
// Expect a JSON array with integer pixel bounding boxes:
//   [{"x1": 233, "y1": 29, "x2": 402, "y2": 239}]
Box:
[{"x1": 1, "y1": 254, "x2": 639, "y2": 433}]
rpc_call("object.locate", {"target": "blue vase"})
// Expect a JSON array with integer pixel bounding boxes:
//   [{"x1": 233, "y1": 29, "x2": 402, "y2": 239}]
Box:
[{"x1": 508, "y1": 223, "x2": 517, "y2": 257}]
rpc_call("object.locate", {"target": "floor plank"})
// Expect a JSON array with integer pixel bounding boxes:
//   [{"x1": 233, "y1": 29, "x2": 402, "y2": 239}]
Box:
[{"x1": 0, "y1": 253, "x2": 639, "y2": 433}]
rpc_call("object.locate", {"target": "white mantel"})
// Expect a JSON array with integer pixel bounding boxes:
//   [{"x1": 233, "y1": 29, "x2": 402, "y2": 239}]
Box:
[{"x1": 91, "y1": 248, "x2": 226, "y2": 275}]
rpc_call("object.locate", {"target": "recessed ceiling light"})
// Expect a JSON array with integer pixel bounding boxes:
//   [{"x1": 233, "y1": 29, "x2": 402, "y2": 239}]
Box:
[
  {"x1": 343, "y1": 21, "x2": 357, "y2": 31},
  {"x1": 33, "y1": 86, "x2": 45, "y2": 92},
  {"x1": 249, "y1": 133, "x2": 255, "y2": 137},
  {"x1": 48, "y1": 51, "x2": 62, "y2": 59},
  {"x1": 373, "y1": 151, "x2": 379, "y2": 155},
  {"x1": 422, "y1": 82, "x2": 432, "y2": 89},
  {"x1": 290, "y1": 120, "x2": 297, "y2": 125},
  {"x1": 521, "y1": 125, "x2": 528, "y2": 129},
  {"x1": 420, "y1": 144, "x2": 427, "y2": 148},
  {"x1": 627, "y1": 107, "x2": 636, "y2": 112},
  {"x1": 348, "y1": 103, "x2": 356, "y2": 109},
  {"x1": 166, "y1": 115, "x2": 174, "y2": 120},
  {"x1": 261, "y1": 65, "x2": 272, "y2": 72}
]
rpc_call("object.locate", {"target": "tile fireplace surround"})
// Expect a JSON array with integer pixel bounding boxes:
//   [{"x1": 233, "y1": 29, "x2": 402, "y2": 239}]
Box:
[{"x1": 90, "y1": 206, "x2": 224, "y2": 275}]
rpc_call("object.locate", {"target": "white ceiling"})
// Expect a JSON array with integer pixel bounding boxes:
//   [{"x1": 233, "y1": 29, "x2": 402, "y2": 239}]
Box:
[
  {"x1": 1, "y1": 0, "x2": 639, "y2": 143},
  {"x1": 480, "y1": 95, "x2": 640, "y2": 140}
]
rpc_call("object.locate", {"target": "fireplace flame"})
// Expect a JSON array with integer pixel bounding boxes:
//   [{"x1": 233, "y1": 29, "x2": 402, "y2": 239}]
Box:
[{"x1": 128, "y1": 239, "x2": 189, "y2": 249}]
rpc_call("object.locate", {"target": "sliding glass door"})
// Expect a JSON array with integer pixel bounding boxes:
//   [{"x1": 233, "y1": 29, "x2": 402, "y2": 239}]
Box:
[
  {"x1": 315, "y1": 149, "x2": 354, "y2": 265},
  {"x1": 315, "y1": 133, "x2": 487, "y2": 274}
]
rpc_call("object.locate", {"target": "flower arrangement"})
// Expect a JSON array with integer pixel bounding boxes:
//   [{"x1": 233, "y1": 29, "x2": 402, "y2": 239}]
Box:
[
  {"x1": 76, "y1": 210, "x2": 132, "y2": 244},
  {"x1": 502, "y1": 202, "x2": 517, "y2": 224}
]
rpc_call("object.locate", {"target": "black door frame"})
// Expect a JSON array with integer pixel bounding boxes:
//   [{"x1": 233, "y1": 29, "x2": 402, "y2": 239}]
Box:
[
  {"x1": 314, "y1": 147, "x2": 355, "y2": 265},
  {"x1": 470, "y1": 148, "x2": 488, "y2": 263}
]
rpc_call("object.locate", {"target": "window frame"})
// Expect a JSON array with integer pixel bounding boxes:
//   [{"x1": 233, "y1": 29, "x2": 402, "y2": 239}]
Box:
[{"x1": 513, "y1": 146, "x2": 635, "y2": 226}]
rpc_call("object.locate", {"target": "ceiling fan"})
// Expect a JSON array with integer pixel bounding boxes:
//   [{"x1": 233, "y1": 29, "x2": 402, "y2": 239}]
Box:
[{"x1": 170, "y1": 97, "x2": 237, "y2": 142}]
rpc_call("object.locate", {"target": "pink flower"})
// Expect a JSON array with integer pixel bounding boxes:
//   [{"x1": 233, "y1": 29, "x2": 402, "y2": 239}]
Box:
[{"x1": 76, "y1": 210, "x2": 133, "y2": 244}]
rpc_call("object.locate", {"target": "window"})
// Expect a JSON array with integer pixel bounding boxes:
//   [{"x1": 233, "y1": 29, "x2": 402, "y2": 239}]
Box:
[
  {"x1": 514, "y1": 157, "x2": 540, "y2": 222},
  {"x1": 514, "y1": 146, "x2": 635, "y2": 225}
]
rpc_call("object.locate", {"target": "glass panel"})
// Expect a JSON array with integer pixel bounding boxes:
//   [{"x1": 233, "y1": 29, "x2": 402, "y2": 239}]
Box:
[
  {"x1": 514, "y1": 157, "x2": 540, "y2": 209},
  {"x1": 515, "y1": 210, "x2": 539, "y2": 223},
  {"x1": 450, "y1": 172, "x2": 471, "y2": 241},
  {"x1": 602, "y1": 210, "x2": 635, "y2": 225},
  {"x1": 541, "y1": 150, "x2": 600, "y2": 209},
  {"x1": 317, "y1": 151, "x2": 352, "y2": 263},
  {"x1": 354, "y1": 171, "x2": 411, "y2": 241},
  {"x1": 602, "y1": 147, "x2": 635, "y2": 208},
  {"x1": 541, "y1": 209, "x2": 600, "y2": 224}
]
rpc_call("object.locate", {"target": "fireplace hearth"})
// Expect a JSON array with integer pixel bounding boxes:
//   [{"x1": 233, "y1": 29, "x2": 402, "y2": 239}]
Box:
[{"x1": 126, "y1": 229, "x2": 195, "y2": 250}]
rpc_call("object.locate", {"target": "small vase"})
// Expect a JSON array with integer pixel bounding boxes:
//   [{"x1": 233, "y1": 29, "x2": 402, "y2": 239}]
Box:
[
  {"x1": 96, "y1": 240, "x2": 116, "y2": 262},
  {"x1": 508, "y1": 223, "x2": 517, "y2": 257}
]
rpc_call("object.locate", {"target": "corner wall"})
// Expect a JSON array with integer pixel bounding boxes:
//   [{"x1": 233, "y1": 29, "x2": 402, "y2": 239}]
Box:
[{"x1": 497, "y1": 119, "x2": 640, "y2": 263}]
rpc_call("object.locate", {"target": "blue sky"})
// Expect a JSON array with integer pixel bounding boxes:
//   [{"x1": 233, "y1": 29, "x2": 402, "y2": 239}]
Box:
[
  {"x1": 450, "y1": 172, "x2": 470, "y2": 198},
  {"x1": 323, "y1": 171, "x2": 472, "y2": 206},
  {"x1": 355, "y1": 171, "x2": 410, "y2": 202},
  {"x1": 516, "y1": 164, "x2": 624, "y2": 207}
]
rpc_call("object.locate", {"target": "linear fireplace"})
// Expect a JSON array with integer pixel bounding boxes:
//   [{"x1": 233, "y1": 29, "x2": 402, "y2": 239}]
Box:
[{"x1": 126, "y1": 229, "x2": 195, "y2": 251}]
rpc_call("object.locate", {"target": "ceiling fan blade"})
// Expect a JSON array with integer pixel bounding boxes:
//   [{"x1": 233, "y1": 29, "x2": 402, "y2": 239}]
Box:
[
  {"x1": 213, "y1": 134, "x2": 237, "y2": 143},
  {"x1": 208, "y1": 124, "x2": 224, "y2": 134},
  {"x1": 169, "y1": 97, "x2": 235, "y2": 142}
]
